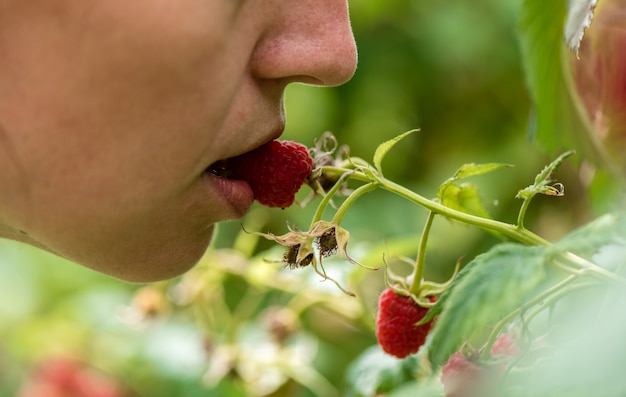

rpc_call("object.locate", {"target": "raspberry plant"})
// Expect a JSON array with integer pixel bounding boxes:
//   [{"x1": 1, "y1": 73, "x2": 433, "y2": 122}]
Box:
[
  {"x1": 214, "y1": 125, "x2": 624, "y2": 396},
  {"x1": 160, "y1": 1, "x2": 626, "y2": 395}
]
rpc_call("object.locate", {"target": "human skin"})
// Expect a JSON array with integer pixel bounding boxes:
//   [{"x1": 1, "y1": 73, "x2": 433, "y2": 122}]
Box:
[{"x1": 0, "y1": 0, "x2": 357, "y2": 282}]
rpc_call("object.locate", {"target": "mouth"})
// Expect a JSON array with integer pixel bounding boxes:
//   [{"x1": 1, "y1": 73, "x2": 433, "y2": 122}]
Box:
[
  {"x1": 205, "y1": 159, "x2": 232, "y2": 178},
  {"x1": 205, "y1": 131, "x2": 282, "y2": 179},
  {"x1": 202, "y1": 157, "x2": 254, "y2": 217}
]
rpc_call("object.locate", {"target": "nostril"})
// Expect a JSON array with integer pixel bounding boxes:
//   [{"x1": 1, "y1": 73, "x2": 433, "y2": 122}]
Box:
[{"x1": 249, "y1": 1, "x2": 358, "y2": 87}]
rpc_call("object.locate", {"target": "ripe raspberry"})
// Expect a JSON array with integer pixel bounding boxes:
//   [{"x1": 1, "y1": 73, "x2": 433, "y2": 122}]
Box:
[
  {"x1": 375, "y1": 288, "x2": 434, "y2": 358},
  {"x1": 229, "y1": 140, "x2": 313, "y2": 208},
  {"x1": 490, "y1": 333, "x2": 520, "y2": 357},
  {"x1": 19, "y1": 357, "x2": 126, "y2": 397},
  {"x1": 440, "y1": 352, "x2": 487, "y2": 397}
]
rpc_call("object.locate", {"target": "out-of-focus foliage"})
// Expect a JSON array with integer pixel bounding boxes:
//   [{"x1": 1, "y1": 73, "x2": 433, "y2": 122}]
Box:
[{"x1": 1, "y1": 0, "x2": 621, "y2": 396}]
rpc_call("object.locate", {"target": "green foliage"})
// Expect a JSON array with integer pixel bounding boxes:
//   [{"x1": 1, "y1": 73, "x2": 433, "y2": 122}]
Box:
[
  {"x1": 437, "y1": 163, "x2": 512, "y2": 218},
  {"x1": 373, "y1": 129, "x2": 417, "y2": 177},
  {"x1": 345, "y1": 346, "x2": 417, "y2": 397},
  {"x1": 516, "y1": 150, "x2": 574, "y2": 200},
  {"x1": 518, "y1": 0, "x2": 609, "y2": 168},
  {"x1": 425, "y1": 243, "x2": 548, "y2": 367},
  {"x1": 548, "y1": 211, "x2": 626, "y2": 270}
]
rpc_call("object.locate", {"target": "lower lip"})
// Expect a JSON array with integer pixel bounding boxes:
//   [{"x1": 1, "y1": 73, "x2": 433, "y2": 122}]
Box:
[{"x1": 203, "y1": 172, "x2": 254, "y2": 217}]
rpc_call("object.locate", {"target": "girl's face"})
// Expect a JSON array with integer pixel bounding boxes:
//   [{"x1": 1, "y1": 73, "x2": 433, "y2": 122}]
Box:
[{"x1": 0, "y1": 0, "x2": 357, "y2": 281}]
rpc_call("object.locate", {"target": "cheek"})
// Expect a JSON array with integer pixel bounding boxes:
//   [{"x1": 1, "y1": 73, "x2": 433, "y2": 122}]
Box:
[{"x1": 7, "y1": 1, "x2": 249, "y2": 200}]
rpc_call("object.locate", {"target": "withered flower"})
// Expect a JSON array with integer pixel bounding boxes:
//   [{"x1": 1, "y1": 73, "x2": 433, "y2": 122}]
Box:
[
  {"x1": 309, "y1": 221, "x2": 374, "y2": 269},
  {"x1": 316, "y1": 227, "x2": 338, "y2": 258},
  {"x1": 242, "y1": 224, "x2": 315, "y2": 270},
  {"x1": 246, "y1": 220, "x2": 376, "y2": 296},
  {"x1": 304, "y1": 132, "x2": 353, "y2": 201},
  {"x1": 283, "y1": 244, "x2": 300, "y2": 267},
  {"x1": 282, "y1": 242, "x2": 315, "y2": 270}
]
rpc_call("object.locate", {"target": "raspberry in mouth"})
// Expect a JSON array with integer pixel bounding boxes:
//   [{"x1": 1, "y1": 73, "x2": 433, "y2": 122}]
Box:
[{"x1": 206, "y1": 140, "x2": 313, "y2": 208}]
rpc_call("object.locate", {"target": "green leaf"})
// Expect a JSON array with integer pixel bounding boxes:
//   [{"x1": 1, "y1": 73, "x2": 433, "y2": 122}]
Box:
[
  {"x1": 418, "y1": 258, "x2": 477, "y2": 324},
  {"x1": 437, "y1": 163, "x2": 512, "y2": 201},
  {"x1": 516, "y1": 150, "x2": 574, "y2": 200},
  {"x1": 519, "y1": 0, "x2": 609, "y2": 168},
  {"x1": 425, "y1": 243, "x2": 548, "y2": 367},
  {"x1": 345, "y1": 345, "x2": 416, "y2": 397},
  {"x1": 439, "y1": 183, "x2": 491, "y2": 219},
  {"x1": 436, "y1": 163, "x2": 511, "y2": 219},
  {"x1": 373, "y1": 130, "x2": 417, "y2": 176},
  {"x1": 387, "y1": 379, "x2": 444, "y2": 397},
  {"x1": 549, "y1": 211, "x2": 626, "y2": 267},
  {"x1": 441, "y1": 163, "x2": 513, "y2": 188}
]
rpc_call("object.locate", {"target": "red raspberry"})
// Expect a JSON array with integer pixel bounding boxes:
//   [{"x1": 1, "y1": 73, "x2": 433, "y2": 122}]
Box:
[
  {"x1": 229, "y1": 140, "x2": 313, "y2": 208},
  {"x1": 441, "y1": 352, "x2": 487, "y2": 397},
  {"x1": 375, "y1": 288, "x2": 434, "y2": 358},
  {"x1": 490, "y1": 333, "x2": 520, "y2": 357},
  {"x1": 34, "y1": 357, "x2": 81, "y2": 391},
  {"x1": 441, "y1": 336, "x2": 521, "y2": 397},
  {"x1": 18, "y1": 357, "x2": 126, "y2": 397}
]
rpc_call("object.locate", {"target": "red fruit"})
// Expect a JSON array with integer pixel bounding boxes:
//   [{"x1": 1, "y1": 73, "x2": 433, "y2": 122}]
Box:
[
  {"x1": 441, "y1": 336, "x2": 521, "y2": 397},
  {"x1": 34, "y1": 357, "x2": 81, "y2": 391},
  {"x1": 229, "y1": 140, "x2": 313, "y2": 208},
  {"x1": 375, "y1": 288, "x2": 434, "y2": 358},
  {"x1": 19, "y1": 357, "x2": 126, "y2": 397},
  {"x1": 72, "y1": 369, "x2": 125, "y2": 397},
  {"x1": 490, "y1": 334, "x2": 520, "y2": 357},
  {"x1": 441, "y1": 352, "x2": 487, "y2": 397}
]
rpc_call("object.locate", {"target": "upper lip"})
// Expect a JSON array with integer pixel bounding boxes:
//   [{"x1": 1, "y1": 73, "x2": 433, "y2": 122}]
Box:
[
  {"x1": 205, "y1": 123, "x2": 284, "y2": 177},
  {"x1": 243, "y1": 124, "x2": 285, "y2": 154}
]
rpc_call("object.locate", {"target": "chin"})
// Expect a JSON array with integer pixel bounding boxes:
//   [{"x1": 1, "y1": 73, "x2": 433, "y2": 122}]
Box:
[
  {"x1": 22, "y1": 211, "x2": 218, "y2": 283},
  {"x1": 108, "y1": 230, "x2": 215, "y2": 283},
  {"x1": 46, "y1": 224, "x2": 217, "y2": 283},
  {"x1": 112, "y1": 251, "x2": 203, "y2": 283}
]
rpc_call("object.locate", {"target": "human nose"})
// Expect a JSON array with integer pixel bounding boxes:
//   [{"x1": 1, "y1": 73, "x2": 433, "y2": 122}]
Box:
[{"x1": 250, "y1": 0, "x2": 358, "y2": 87}]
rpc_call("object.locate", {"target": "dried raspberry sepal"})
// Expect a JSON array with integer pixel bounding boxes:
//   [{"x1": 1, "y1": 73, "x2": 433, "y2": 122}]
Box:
[{"x1": 245, "y1": 221, "x2": 374, "y2": 296}]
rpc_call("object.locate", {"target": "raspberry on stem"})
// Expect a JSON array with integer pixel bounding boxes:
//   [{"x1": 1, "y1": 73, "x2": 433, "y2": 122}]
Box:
[
  {"x1": 441, "y1": 334, "x2": 522, "y2": 397},
  {"x1": 375, "y1": 288, "x2": 435, "y2": 358},
  {"x1": 441, "y1": 352, "x2": 488, "y2": 397},
  {"x1": 490, "y1": 333, "x2": 521, "y2": 357}
]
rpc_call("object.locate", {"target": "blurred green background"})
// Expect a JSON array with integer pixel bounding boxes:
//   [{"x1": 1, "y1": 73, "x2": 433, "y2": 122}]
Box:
[{"x1": 0, "y1": 1, "x2": 601, "y2": 396}]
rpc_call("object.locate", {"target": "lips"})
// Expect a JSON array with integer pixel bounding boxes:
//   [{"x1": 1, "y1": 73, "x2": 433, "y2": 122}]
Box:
[
  {"x1": 205, "y1": 135, "x2": 279, "y2": 180},
  {"x1": 202, "y1": 146, "x2": 265, "y2": 216},
  {"x1": 206, "y1": 159, "x2": 231, "y2": 178},
  {"x1": 202, "y1": 126, "x2": 283, "y2": 213},
  {"x1": 203, "y1": 166, "x2": 253, "y2": 217}
]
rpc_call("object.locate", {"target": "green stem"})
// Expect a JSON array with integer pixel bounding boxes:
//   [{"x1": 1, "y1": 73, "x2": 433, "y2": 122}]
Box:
[
  {"x1": 320, "y1": 167, "x2": 626, "y2": 287},
  {"x1": 517, "y1": 197, "x2": 532, "y2": 229},
  {"x1": 409, "y1": 211, "x2": 435, "y2": 295},
  {"x1": 311, "y1": 171, "x2": 353, "y2": 226},
  {"x1": 321, "y1": 166, "x2": 371, "y2": 183},
  {"x1": 376, "y1": 176, "x2": 549, "y2": 246},
  {"x1": 553, "y1": 251, "x2": 626, "y2": 287},
  {"x1": 480, "y1": 274, "x2": 588, "y2": 360},
  {"x1": 331, "y1": 182, "x2": 378, "y2": 224},
  {"x1": 322, "y1": 166, "x2": 548, "y2": 246}
]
